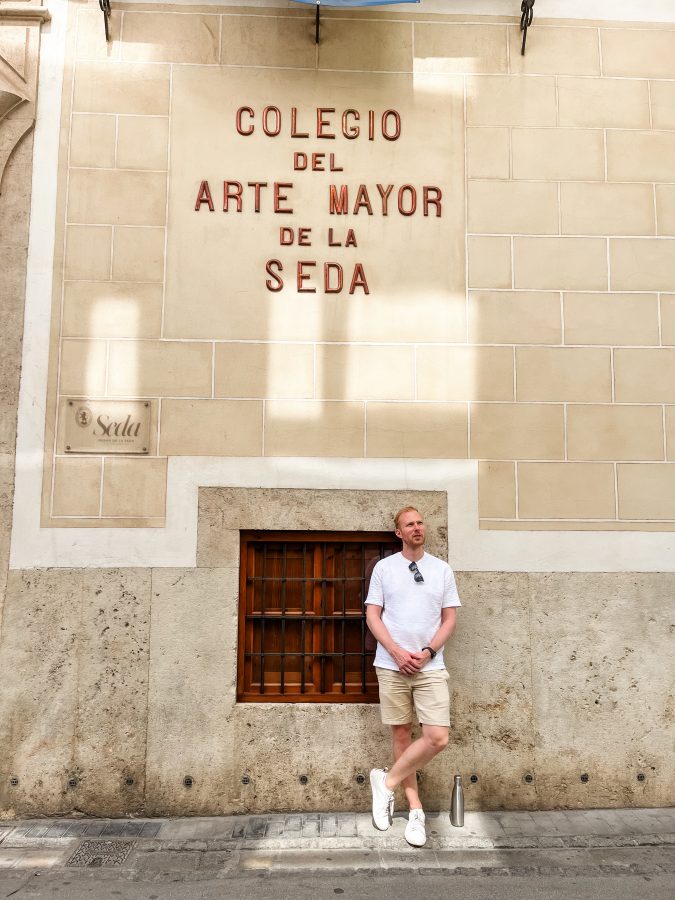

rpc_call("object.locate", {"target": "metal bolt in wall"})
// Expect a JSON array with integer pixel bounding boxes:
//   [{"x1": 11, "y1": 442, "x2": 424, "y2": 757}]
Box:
[
  {"x1": 637, "y1": 773, "x2": 647, "y2": 783},
  {"x1": 469, "y1": 774, "x2": 479, "y2": 784},
  {"x1": 580, "y1": 773, "x2": 590, "y2": 783},
  {"x1": 355, "y1": 773, "x2": 365, "y2": 785},
  {"x1": 183, "y1": 776, "x2": 194, "y2": 788},
  {"x1": 9, "y1": 777, "x2": 19, "y2": 787},
  {"x1": 124, "y1": 777, "x2": 134, "y2": 787},
  {"x1": 241, "y1": 775, "x2": 251, "y2": 785},
  {"x1": 523, "y1": 773, "x2": 534, "y2": 784},
  {"x1": 68, "y1": 777, "x2": 78, "y2": 788},
  {"x1": 299, "y1": 775, "x2": 309, "y2": 785}
]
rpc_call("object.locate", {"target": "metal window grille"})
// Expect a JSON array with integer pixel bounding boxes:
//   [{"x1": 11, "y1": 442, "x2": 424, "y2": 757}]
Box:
[{"x1": 237, "y1": 531, "x2": 399, "y2": 702}]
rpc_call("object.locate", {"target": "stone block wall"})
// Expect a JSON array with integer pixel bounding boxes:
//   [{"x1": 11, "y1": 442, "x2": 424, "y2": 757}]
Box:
[
  {"x1": 1, "y1": 489, "x2": 672, "y2": 816},
  {"x1": 39, "y1": 3, "x2": 675, "y2": 532}
]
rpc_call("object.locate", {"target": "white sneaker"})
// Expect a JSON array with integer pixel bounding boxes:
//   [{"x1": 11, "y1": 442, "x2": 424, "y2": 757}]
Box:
[
  {"x1": 370, "y1": 768, "x2": 394, "y2": 831},
  {"x1": 405, "y1": 809, "x2": 426, "y2": 847}
]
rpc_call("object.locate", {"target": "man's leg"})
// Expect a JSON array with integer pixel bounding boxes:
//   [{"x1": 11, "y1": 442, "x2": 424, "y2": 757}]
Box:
[
  {"x1": 391, "y1": 724, "x2": 422, "y2": 810},
  {"x1": 371, "y1": 668, "x2": 414, "y2": 830},
  {"x1": 384, "y1": 724, "x2": 449, "y2": 791}
]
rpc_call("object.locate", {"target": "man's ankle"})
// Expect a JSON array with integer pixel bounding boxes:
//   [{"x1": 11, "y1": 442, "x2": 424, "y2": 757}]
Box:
[{"x1": 383, "y1": 774, "x2": 394, "y2": 791}]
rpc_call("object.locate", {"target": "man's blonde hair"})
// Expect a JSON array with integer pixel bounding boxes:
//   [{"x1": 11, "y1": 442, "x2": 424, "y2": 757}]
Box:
[{"x1": 394, "y1": 506, "x2": 421, "y2": 531}]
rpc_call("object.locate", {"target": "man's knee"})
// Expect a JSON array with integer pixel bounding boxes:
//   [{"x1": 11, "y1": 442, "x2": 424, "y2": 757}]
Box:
[
  {"x1": 423, "y1": 726, "x2": 449, "y2": 753},
  {"x1": 391, "y1": 723, "x2": 413, "y2": 750}
]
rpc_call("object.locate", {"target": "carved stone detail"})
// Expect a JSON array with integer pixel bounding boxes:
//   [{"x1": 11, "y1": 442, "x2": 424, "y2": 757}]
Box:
[{"x1": 0, "y1": 6, "x2": 49, "y2": 192}]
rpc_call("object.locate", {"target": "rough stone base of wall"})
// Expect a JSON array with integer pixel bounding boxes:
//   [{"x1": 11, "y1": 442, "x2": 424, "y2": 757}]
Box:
[{"x1": 0, "y1": 566, "x2": 671, "y2": 818}]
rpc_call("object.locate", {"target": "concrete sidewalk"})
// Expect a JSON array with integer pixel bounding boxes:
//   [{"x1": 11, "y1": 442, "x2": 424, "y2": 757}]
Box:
[{"x1": 0, "y1": 807, "x2": 673, "y2": 882}]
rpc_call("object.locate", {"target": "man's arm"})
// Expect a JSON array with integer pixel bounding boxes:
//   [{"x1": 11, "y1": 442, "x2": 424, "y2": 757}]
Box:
[
  {"x1": 410, "y1": 606, "x2": 458, "y2": 667},
  {"x1": 365, "y1": 604, "x2": 421, "y2": 676}
]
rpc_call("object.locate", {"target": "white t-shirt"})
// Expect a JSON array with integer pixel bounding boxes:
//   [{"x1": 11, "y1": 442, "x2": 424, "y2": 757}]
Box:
[{"x1": 365, "y1": 551, "x2": 461, "y2": 672}]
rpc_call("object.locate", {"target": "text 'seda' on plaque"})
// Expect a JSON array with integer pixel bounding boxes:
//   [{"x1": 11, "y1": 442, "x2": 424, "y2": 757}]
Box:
[{"x1": 63, "y1": 399, "x2": 152, "y2": 454}]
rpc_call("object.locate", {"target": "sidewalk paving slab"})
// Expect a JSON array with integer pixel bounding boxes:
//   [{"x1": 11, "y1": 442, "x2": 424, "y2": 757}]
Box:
[{"x1": 0, "y1": 808, "x2": 673, "y2": 881}]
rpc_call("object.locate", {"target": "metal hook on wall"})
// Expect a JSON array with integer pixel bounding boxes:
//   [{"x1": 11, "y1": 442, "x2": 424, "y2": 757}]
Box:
[
  {"x1": 520, "y1": 0, "x2": 535, "y2": 55},
  {"x1": 99, "y1": 0, "x2": 112, "y2": 43}
]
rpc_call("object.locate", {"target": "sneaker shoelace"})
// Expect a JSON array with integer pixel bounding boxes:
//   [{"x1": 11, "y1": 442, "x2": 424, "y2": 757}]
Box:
[{"x1": 409, "y1": 811, "x2": 424, "y2": 830}]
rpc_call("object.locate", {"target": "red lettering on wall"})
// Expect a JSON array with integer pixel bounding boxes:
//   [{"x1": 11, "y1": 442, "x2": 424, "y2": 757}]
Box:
[
  {"x1": 329, "y1": 185, "x2": 349, "y2": 215},
  {"x1": 223, "y1": 181, "x2": 243, "y2": 212},
  {"x1": 376, "y1": 184, "x2": 393, "y2": 216},
  {"x1": 194, "y1": 180, "x2": 214, "y2": 211},
  {"x1": 297, "y1": 261, "x2": 317, "y2": 293},
  {"x1": 349, "y1": 264, "x2": 370, "y2": 295},
  {"x1": 324, "y1": 263, "x2": 343, "y2": 294},
  {"x1": 290, "y1": 107, "x2": 309, "y2": 138},
  {"x1": 353, "y1": 185, "x2": 373, "y2": 215},
  {"x1": 262, "y1": 106, "x2": 281, "y2": 136},
  {"x1": 265, "y1": 259, "x2": 283, "y2": 292},
  {"x1": 398, "y1": 185, "x2": 417, "y2": 216},
  {"x1": 317, "y1": 108, "x2": 336, "y2": 139},
  {"x1": 342, "y1": 109, "x2": 360, "y2": 139},
  {"x1": 233, "y1": 107, "x2": 401, "y2": 140},
  {"x1": 382, "y1": 110, "x2": 401, "y2": 141},
  {"x1": 274, "y1": 183, "x2": 294, "y2": 214},
  {"x1": 235, "y1": 107, "x2": 254, "y2": 135},
  {"x1": 423, "y1": 186, "x2": 442, "y2": 217},
  {"x1": 248, "y1": 181, "x2": 267, "y2": 212}
]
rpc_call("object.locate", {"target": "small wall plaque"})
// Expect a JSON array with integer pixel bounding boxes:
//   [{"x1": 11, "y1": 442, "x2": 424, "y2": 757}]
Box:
[{"x1": 64, "y1": 399, "x2": 151, "y2": 454}]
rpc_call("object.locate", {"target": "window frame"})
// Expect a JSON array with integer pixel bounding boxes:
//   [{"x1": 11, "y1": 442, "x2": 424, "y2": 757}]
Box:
[{"x1": 237, "y1": 529, "x2": 399, "y2": 703}]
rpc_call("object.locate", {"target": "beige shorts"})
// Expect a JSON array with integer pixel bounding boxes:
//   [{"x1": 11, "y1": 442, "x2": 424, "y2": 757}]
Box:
[{"x1": 375, "y1": 667, "x2": 450, "y2": 727}]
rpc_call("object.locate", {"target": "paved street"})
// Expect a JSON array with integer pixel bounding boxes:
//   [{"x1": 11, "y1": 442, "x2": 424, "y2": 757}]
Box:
[{"x1": 0, "y1": 808, "x2": 673, "y2": 898}]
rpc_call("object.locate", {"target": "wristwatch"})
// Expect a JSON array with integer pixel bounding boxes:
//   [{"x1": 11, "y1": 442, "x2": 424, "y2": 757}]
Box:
[{"x1": 422, "y1": 646, "x2": 436, "y2": 659}]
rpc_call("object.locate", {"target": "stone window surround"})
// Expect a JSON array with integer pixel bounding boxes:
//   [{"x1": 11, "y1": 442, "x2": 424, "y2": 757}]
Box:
[
  {"x1": 195, "y1": 486, "x2": 446, "y2": 708},
  {"x1": 197, "y1": 487, "x2": 448, "y2": 688},
  {"x1": 196, "y1": 487, "x2": 448, "y2": 569}
]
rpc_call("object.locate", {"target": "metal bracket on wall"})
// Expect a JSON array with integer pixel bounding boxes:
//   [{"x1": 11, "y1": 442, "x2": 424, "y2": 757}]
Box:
[
  {"x1": 520, "y1": 0, "x2": 535, "y2": 55},
  {"x1": 100, "y1": 0, "x2": 112, "y2": 42}
]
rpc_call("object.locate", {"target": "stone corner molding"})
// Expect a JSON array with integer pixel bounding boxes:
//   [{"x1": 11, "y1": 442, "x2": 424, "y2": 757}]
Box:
[
  {"x1": 0, "y1": 6, "x2": 51, "y2": 24},
  {"x1": 0, "y1": 4, "x2": 47, "y2": 190}
]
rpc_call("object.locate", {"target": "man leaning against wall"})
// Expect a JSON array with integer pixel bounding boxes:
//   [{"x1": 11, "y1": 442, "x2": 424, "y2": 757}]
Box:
[{"x1": 365, "y1": 507, "x2": 461, "y2": 847}]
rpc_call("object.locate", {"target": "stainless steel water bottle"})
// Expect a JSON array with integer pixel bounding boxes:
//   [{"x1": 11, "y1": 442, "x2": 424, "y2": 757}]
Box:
[{"x1": 450, "y1": 774, "x2": 464, "y2": 827}]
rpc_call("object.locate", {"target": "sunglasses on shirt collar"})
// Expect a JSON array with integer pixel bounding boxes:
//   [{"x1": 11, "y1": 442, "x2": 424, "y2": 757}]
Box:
[{"x1": 408, "y1": 561, "x2": 424, "y2": 583}]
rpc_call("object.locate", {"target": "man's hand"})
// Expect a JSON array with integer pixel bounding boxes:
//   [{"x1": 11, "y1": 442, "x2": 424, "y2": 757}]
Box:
[
  {"x1": 390, "y1": 646, "x2": 420, "y2": 675},
  {"x1": 392, "y1": 647, "x2": 433, "y2": 675}
]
